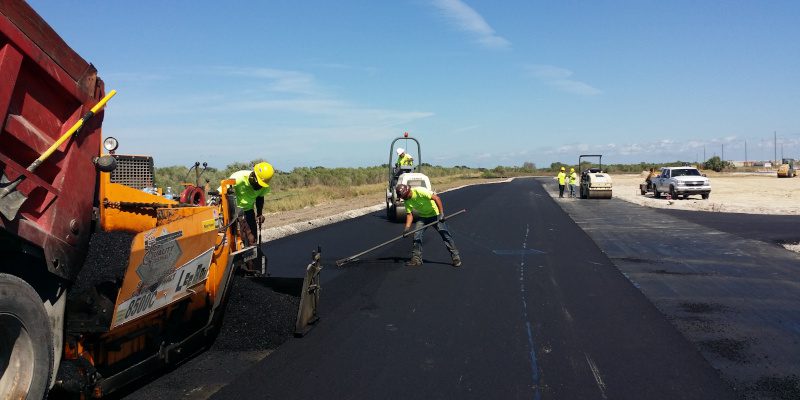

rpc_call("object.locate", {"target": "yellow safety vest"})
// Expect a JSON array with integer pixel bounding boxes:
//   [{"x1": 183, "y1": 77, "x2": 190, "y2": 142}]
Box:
[
  {"x1": 231, "y1": 170, "x2": 270, "y2": 211},
  {"x1": 404, "y1": 187, "x2": 439, "y2": 218},
  {"x1": 557, "y1": 172, "x2": 566, "y2": 185},
  {"x1": 397, "y1": 154, "x2": 413, "y2": 167}
]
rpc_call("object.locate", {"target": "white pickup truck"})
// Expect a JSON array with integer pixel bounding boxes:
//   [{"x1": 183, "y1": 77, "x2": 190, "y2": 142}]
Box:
[{"x1": 651, "y1": 166, "x2": 711, "y2": 199}]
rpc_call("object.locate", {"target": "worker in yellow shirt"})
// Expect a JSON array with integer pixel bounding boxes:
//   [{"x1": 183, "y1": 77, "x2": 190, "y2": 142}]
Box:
[
  {"x1": 229, "y1": 162, "x2": 273, "y2": 245},
  {"x1": 568, "y1": 167, "x2": 578, "y2": 198},
  {"x1": 555, "y1": 166, "x2": 567, "y2": 198},
  {"x1": 395, "y1": 148, "x2": 414, "y2": 168},
  {"x1": 395, "y1": 184, "x2": 461, "y2": 268}
]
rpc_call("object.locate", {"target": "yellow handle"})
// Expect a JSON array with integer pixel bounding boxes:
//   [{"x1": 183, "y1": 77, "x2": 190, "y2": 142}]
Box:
[{"x1": 34, "y1": 90, "x2": 117, "y2": 167}]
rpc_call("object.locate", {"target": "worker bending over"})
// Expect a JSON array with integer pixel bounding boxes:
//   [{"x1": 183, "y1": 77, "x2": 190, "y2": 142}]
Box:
[
  {"x1": 395, "y1": 184, "x2": 461, "y2": 268},
  {"x1": 230, "y1": 162, "x2": 273, "y2": 244}
]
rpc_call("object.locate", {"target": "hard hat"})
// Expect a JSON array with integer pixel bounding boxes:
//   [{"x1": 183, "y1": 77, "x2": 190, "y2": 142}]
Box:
[
  {"x1": 395, "y1": 183, "x2": 410, "y2": 198},
  {"x1": 253, "y1": 162, "x2": 274, "y2": 187},
  {"x1": 560, "y1": 167, "x2": 565, "y2": 171},
  {"x1": 570, "y1": 168, "x2": 575, "y2": 172},
  {"x1": 396, "y1": 148, "x2": 405, "y2": 156}
]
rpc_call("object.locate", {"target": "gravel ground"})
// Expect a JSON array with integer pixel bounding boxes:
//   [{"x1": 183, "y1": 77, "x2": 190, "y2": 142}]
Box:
[
  {"x1": 72, "y1": 231, "x2": 134, "y2": 294},
  {"x1": 211, "y1": 275, "x2": 300, "y2": 351}
]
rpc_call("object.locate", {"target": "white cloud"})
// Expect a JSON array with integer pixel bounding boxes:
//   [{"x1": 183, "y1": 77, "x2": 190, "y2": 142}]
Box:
[
  {"x1": 213, "y1": 67, "x2": 319, "y2": 95},
  {"x1": 103, "y1": 64, "x2": 437, "y2": 164},
  {"x1": 526, "y1": 65, "x2": 601, "y2": 96},
  {"x1": 314, "y1": 63, "x2": 378, "y2": 76},
  {"x1": 431, "y1": 0, "x2": 511, "y2": 50},
  {"x1": 205, "y1": 67, "x2": 434, "y2": 125},
  {"x1": 452, "y1": 125, "x2": 480, "y2": 133}
]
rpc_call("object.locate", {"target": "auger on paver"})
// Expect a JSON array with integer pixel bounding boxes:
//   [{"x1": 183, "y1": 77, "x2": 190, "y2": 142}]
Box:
[{"x1": 336, "y1": 209, "x2": 467, "y2": 267}]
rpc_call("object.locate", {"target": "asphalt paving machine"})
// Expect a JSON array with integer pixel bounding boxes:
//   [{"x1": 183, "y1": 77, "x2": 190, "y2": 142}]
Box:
[
  {"x1": 0, "y1": 3, "x2": 320, "y2": 398},
  {"x1": 578, "y1": 154, "x2": 613, "y2": 199},
  {"x1": 386, "y1": 132, "x2": 432, "y2": 222}
]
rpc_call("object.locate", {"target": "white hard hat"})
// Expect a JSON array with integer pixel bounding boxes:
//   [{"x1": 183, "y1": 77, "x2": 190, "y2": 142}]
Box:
[{"x1": 396, "y1": 148, "x2": 405, "y2": 155}]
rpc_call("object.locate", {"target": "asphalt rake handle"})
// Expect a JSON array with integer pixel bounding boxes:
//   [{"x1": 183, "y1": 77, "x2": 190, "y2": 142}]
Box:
[
  {"x1": 335, "y1": 209, "x2": 466, "y2": 267},
  {"x1": 0, "y1": 90, "x2": 117, "y2": 219}
]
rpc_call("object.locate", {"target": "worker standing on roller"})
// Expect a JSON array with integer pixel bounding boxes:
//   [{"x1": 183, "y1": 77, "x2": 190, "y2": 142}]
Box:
[
  {"x1": 391, "y1": 148, "x2": 415, "y2": 189},
  {"x1": 395, "y1": 184, "x2": 461, "y2": 268},
  {"x1": 395, "y1": 148, "x2": 414, "y2": 168}
]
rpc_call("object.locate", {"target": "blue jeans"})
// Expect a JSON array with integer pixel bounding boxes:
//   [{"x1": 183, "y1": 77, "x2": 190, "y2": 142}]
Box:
[{"x1": 412, "y1": 215, "x2": 459, "y2": 259}]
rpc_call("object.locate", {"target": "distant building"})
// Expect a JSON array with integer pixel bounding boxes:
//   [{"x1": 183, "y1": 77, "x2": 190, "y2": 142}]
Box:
[{"x1": 730, "y1": 161, "x2": 774, "y2": 168}]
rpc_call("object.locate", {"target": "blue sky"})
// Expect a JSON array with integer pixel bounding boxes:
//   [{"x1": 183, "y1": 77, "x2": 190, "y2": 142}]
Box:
[{"x1": 28, "y1": 0, "x2": 800, "y2": 169}]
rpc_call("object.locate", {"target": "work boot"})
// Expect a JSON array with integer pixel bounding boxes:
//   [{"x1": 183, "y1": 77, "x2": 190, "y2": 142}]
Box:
[
  {"x1": 451, "y1": 255, "x2": 462, "y2": 267},
  {"x1": 405, "y1": 256, "x2": 423, "y2": 267}
]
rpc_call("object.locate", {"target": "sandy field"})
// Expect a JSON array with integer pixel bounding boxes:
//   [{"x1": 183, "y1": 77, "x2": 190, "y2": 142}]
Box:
[{"x1": 610, "y1": 172, "x2": 800, "y2": 215}]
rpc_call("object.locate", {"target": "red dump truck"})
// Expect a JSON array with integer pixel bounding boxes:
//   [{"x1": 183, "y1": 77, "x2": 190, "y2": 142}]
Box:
[
  {"x1": 0, "y1": 1, "x2": 112, "y2": 396},
  {"x1": 1, "y1": 2, "x2": 323, "y2": 398}
]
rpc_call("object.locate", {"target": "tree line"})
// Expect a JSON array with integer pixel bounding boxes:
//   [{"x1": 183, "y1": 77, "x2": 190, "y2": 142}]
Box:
[{"x1": 154, "y1": 158, "x2": 736, "y2": 191}]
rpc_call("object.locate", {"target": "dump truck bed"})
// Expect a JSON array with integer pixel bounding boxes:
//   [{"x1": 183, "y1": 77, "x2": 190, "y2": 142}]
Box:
[{"x1": 0, "y1": 1, "x2": 106, "y2": 280}]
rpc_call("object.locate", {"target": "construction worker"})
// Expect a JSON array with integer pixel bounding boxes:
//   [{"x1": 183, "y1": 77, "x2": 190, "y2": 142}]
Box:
[
  {"x1": 229, "y1": 162, "x2": 274, "y2": 244},
  {"x1": 395, "y1": 148, "x2": 414, "y2": 168},
  {"x1": 391, "y1": 148, "x2": 415, "y2": 188},
  {"x1": 568, "y1": 167, "x2": 578, "y2": 198},
  {"x1": 645, "y1": 167, "x2": 659, "y2": 190},
  {"x1": 555, "y1": 166, "x2": 567, "y2": 198},
  {"x1": 395, "y1": 183, "x2": 461, "y2": 268}
]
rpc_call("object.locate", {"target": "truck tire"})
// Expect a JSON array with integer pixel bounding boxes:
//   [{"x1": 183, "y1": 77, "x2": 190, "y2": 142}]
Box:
[
  {"x1": 669, "y1": 186, "x2": 677, "y2": 199},
  {"x1": 0, "y1": 273, "x2": 53, "y2": 400},
  {"x1": 640, "y1": 185, "x2": 646, "y2": 195},
  {"x1": 702, "y1": 193, "x2": 710, "y2": 200}
]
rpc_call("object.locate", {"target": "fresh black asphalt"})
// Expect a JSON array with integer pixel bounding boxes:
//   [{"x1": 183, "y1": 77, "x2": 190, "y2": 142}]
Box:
[
  {"x1": 209, "y1": 178, "x2": 734, "y2": 400},
  {"x1": 119, "y1": 177, "x2": 800, "y2": 399},
  {"x1": 540, "y1": 177, "x2": 800, "y2": 399}
]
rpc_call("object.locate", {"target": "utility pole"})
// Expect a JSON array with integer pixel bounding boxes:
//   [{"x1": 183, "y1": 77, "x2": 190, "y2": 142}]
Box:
[
  {"x1": 745, "y1": 140, "x2": 748, "y2": 165},
  {"x1": 774, "y1": 131, "x2": 777, "y2": 165},
  {"x1": 703, "y1": 146, "x2": 706, "y2": 162},
  {"x1": 722, "y1": 144, "x2": 724, "y2": 162}
]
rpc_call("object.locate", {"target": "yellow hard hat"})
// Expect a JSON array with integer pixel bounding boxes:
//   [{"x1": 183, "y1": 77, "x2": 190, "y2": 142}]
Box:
[
  {"x1": 570, "y1": 167, "x2": 575, "y2": 172},
  {"x1": 560, "y1": 167, "x2": 565, "y2": 171},
  {"x1": 253, "y1": 162, "x2": 274, "y2": 187}
]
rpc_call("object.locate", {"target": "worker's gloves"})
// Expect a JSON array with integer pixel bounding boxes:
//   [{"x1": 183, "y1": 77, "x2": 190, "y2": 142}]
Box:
[
  {"x1": 402, "y1": 226, "x2": 411, "y2": 237},
  {"x1": 257, "y1": 215, "x2": 266, "y2": 224},
  {"x1": 438, "y1": 214, "x2": 446, "y2": 223}
]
